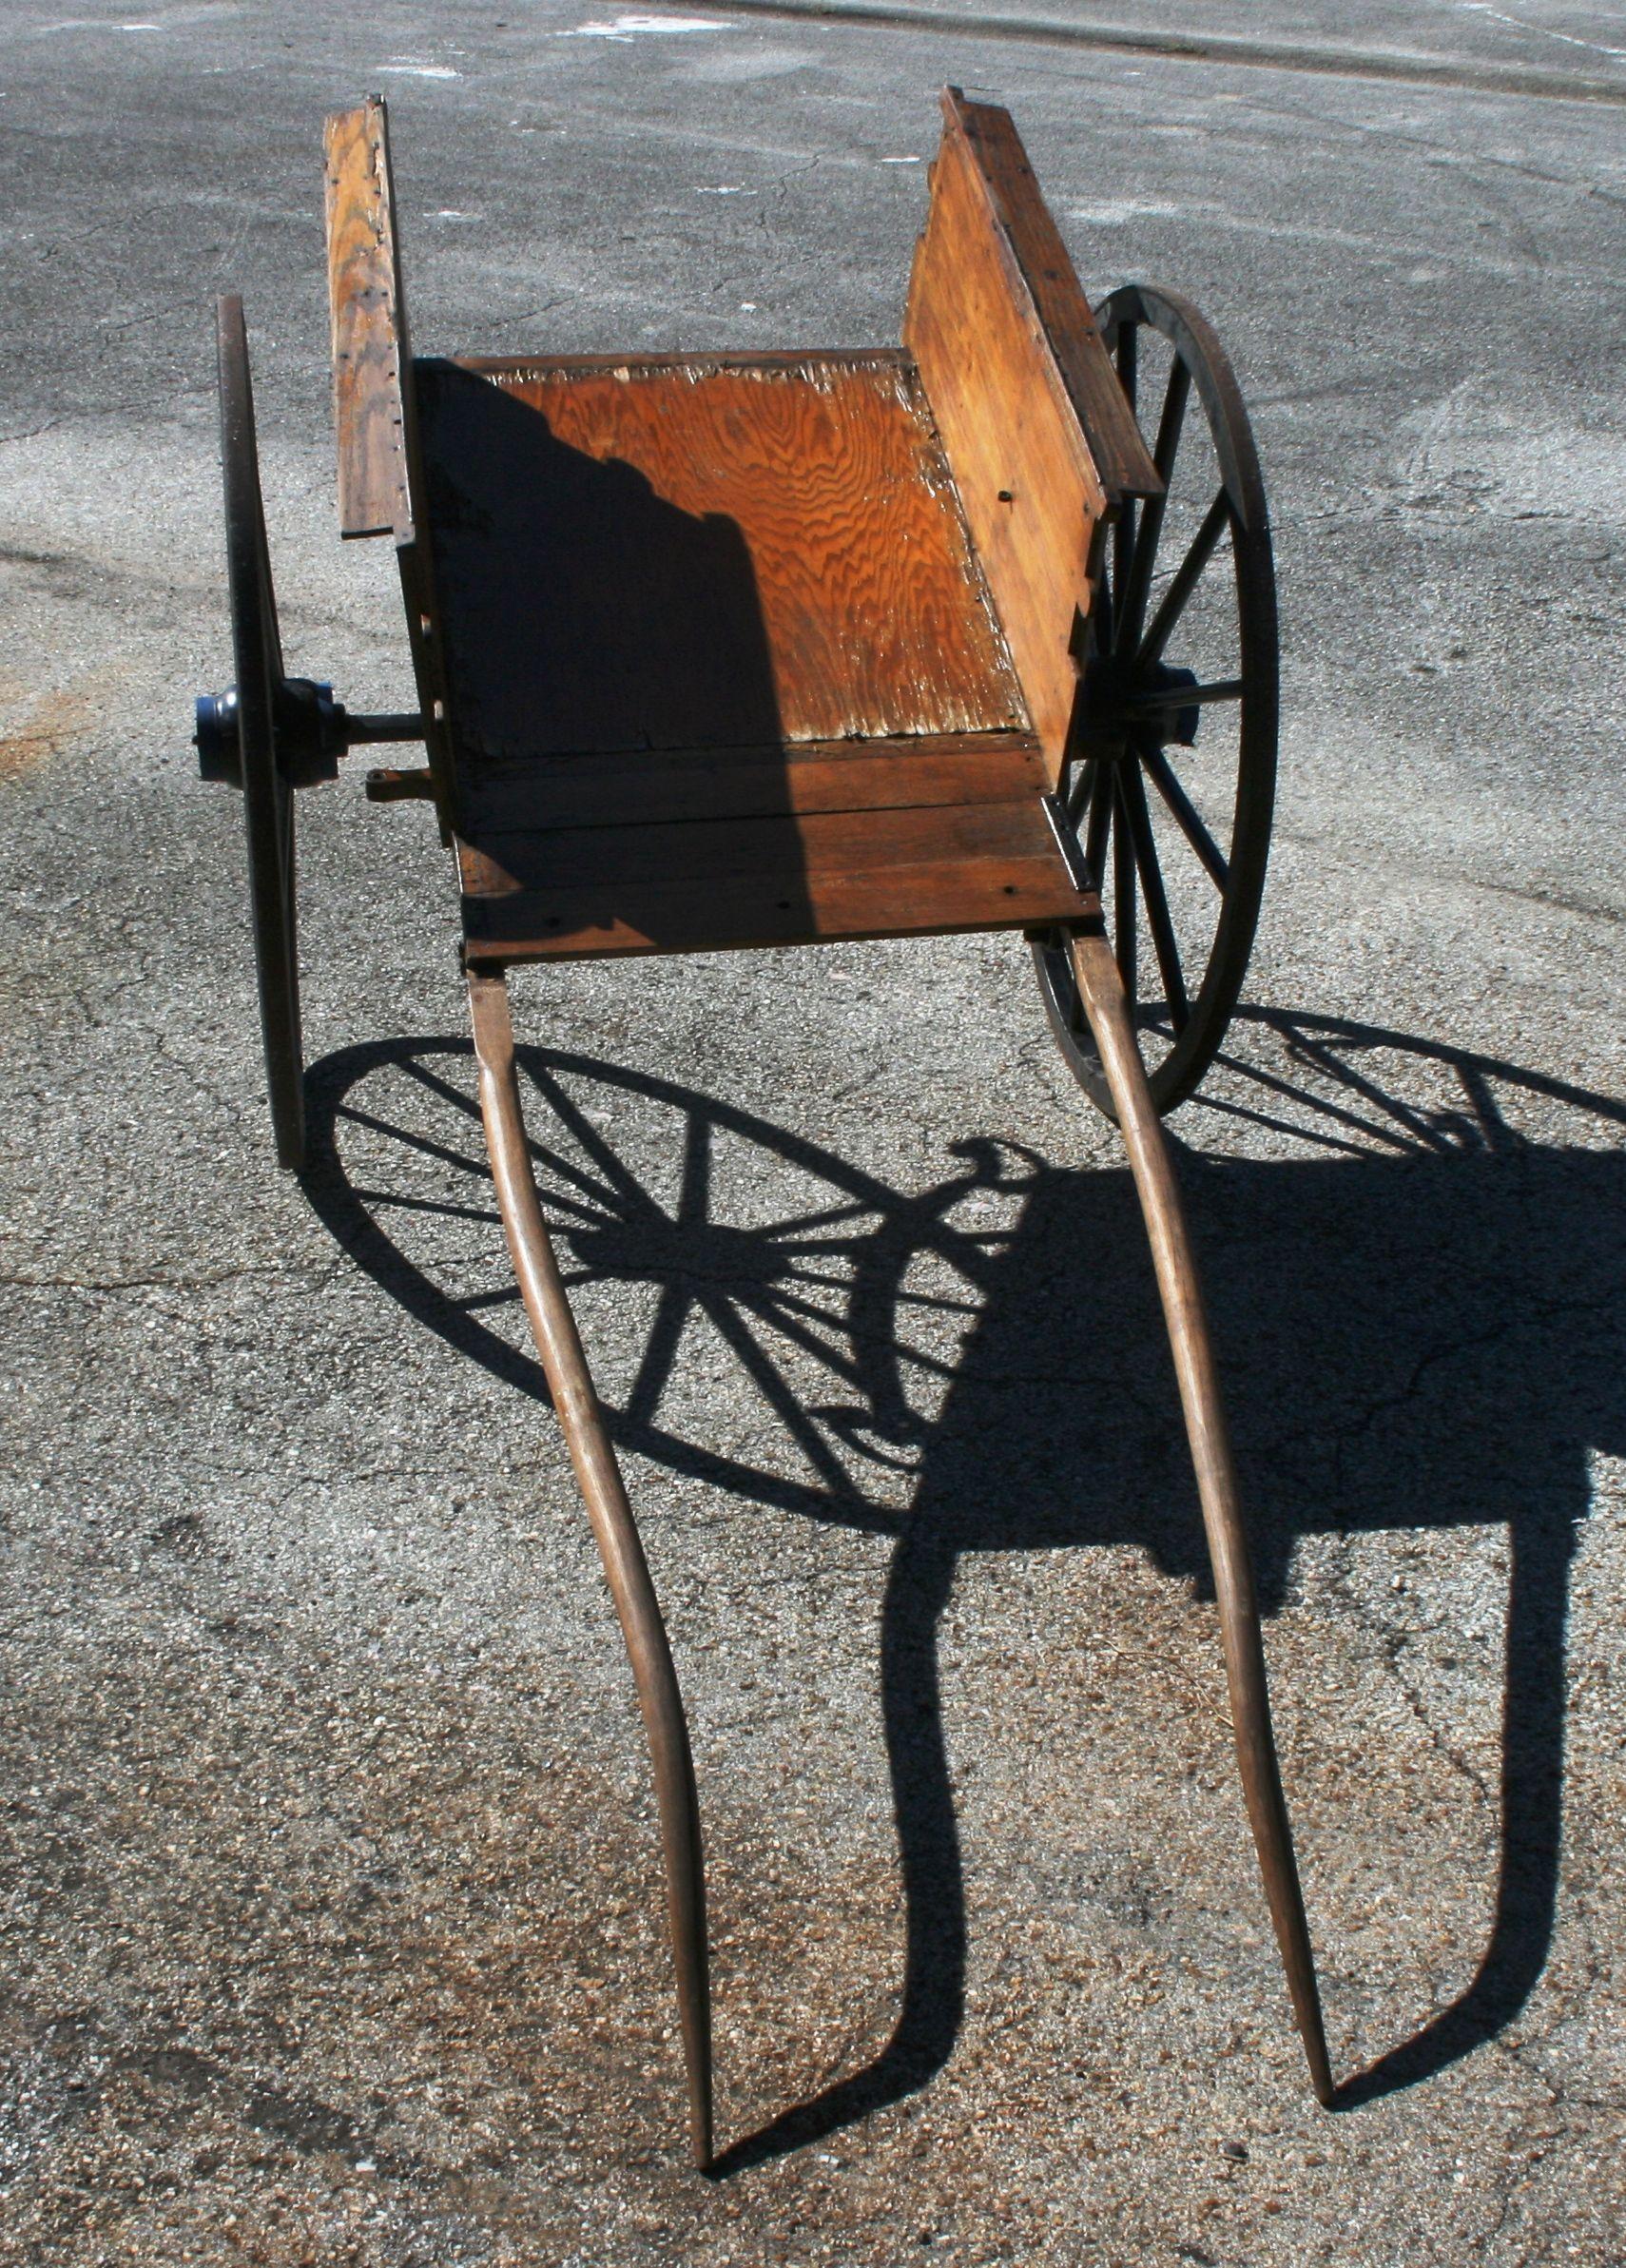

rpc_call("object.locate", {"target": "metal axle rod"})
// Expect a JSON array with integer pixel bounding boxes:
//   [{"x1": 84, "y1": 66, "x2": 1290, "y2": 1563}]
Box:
[{"x1": 339, "y1": 708, "x2": 425, "y2": 744}]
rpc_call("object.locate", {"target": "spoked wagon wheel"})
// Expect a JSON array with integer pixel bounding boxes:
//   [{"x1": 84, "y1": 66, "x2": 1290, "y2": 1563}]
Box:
[
  {"x1": 194, "y1": 295, "x2": 307, "y2": 1169},
  {"x1": 1034, "y1": 283, "x2": 1278, "y2": 1116},
  {"x1": 196, "y1": 295, "x2": 419, "y2": 1170}
]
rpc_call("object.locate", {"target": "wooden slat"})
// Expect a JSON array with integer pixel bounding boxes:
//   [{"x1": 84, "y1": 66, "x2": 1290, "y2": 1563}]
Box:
[
  {"x1": 457, "y1": 787, "x2": 1094, "y2": 960},
  {"x1": 460, "y1": 730, "x2": 1047, "y2": 834},
  {"x1": 454, "y1": 348, "x2": 914, "y2": 379},
  {"x1": 949, "y1": 94, "x2": 1160, "y2": 507},
  {"x1": 416, "y1": 354, "x2": 1027, "y2": 759},
  {"x1": 905, "y1": 90, "x2": 1152, "y2": 782},
  {"x1": 463, "y1": 854, "x2": 1093, "y2": 962},
  {"x1": 464, "y1": 795, "x2": 1052, "y2": 894},
  {"x1": 324, "y1": 96, "x2": 415, "y2": 541}
]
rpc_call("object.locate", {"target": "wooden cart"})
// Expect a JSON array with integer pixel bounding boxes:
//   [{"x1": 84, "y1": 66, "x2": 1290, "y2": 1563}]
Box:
[{"x1": 195, "y1": 89, "x2": 1332, "y2": 2165}]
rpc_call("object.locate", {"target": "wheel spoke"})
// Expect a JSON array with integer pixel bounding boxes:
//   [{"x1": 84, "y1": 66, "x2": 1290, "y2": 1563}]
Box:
[
  {"x1": 1112, "y1": 771, "x2": 1137, "y2": 1003},
  {"x1": 1092, "y1": 561, "x2": 1115, "y2": 661},
  {"x1": 1113, "y1": 323, "x2": 1138, "y2": 604},
  {"x1": 1122, "y1": 676, "x2": 1245, "y2": 718},
  {"x1": 1117, "y1": 359, "x2": 1190, "y2": 654},
  {"x1": 1152, "y1": 355, "x2": 1191, "y2": 485},
  {"x1": 1135, "y1": 489, "x2": 1230, "y2": 669},
  {"x1": 1065, "y1": 753, "x2": 1096, "y2": 828},
  {"x1": 1114, "y1": 502, "x2": 1135, "y2": 623},
  {"x1": 1084, "y1": 756, "x2": 1113, "y2": 888},
  {"x1": 1140, "y1": 742, "x2": 1229, "y2": 891},
  {"x1": 1120, "y1": 760, "x2": 1190, "y2": 1031}
]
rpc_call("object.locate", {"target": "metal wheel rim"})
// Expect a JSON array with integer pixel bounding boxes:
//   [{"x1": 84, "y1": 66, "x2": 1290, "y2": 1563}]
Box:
[
  {"x1": 218, "y1": 294, "x2": 305, "y2": 1171},
  {"x1": 1033, "y1": 282, "x2": 1278, "y2": 1118}
]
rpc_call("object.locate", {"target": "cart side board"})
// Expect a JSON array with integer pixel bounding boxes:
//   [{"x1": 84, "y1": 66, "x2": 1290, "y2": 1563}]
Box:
[
  {"x1": 324, "y1": 96, "x2": 416, "y2": 544},
  {"x1": 325, "y1": 95, "x2": 463, "y2": 831},
  {"x1": 946, "y1": 95, "x2": 1161, "y2": 509},
  {"x1": 905, "y1": 90, "x2": 1159, "y2": 783}
]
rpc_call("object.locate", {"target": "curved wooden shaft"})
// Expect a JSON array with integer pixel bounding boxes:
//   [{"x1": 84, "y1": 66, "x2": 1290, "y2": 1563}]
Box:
[
  {"x1": 1069, "y1": 931, "x2": 1334, "y2": 2106},
  {"x1": 467, "y1": 967, "x2": 714, "y2": 2168}
]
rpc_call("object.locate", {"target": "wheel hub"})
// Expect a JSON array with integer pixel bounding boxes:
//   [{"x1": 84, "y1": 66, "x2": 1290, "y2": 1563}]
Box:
[
  {"x1": 1078, "y1": 654, "x2": 1201, "y2": 751},
  {"x1": 194, "y1": 675, "x2": 346, "y2": 790}
]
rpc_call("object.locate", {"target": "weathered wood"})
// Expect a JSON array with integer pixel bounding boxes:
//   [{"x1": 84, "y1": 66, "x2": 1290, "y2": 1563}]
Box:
[
  {"x1": 458, "y1": 785, "x2": 1095, "y2": 961},
  {"x1": 416, "y1": 353, "x2": 1027, "y2": 758},
  {"x1": 460, "y1": 730, "x2": 1048, "y2": 834},
  {"x1": 1068, "y1": 930, "x2": 1334, "y2": 2107},
  {"x1": 468, "y1": 967, "x2": 714, "y2": 2168},
  {"x1": 324, "y1": 96, "x2": 415, "y2": 541},
  {"x1": 462, "y1": 855, "x2": 1095, "y2": 962},
  {"x1": 455, "y1": 348, "x2": 914, "y2": 380},
  {"x1": 904, "y1": 91, "x2": 1155, "y2": 780},
  {"x1": 467, "y1": 794, "x2": 1057, "y2": 892},
  {"x1": 948, "y1": 93, "x2": 1160, "y2": 507}
]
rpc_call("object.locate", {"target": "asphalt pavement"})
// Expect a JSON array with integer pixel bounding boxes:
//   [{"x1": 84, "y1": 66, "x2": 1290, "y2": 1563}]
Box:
[{"x1": 2, "y1": 4, "x2": 1624, "y2": 2262}]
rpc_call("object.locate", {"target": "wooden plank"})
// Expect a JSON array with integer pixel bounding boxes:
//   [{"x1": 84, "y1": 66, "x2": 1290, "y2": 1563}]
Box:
[
  {"x1": 462, "y1": 853, "x2": 1094, "y2": 962},
  {"x1": 323, "y1": 96, "x2": 416, "y2": 541},
  {"x1": 416, "y1": 354, "x2": 1027, "y2": 758},
  {"x1": 462, "y1": 794, "x2": 1057, "y2": 895},
  {"x1": 904, "y1": 91, "x2": 1152, "y2": 781},
  {"x1": 947, "y1": 93, "x2": 1160, "y2": 507},
  {"x1": 457, "y1": 788, "x2": 1094, "y2": 960},
  {"x1": 459, "y1": 730, "x2": 1047, "y2": 834},
  {"x1": 455, "y1": 348, "x2": 915, "y2": 379}
]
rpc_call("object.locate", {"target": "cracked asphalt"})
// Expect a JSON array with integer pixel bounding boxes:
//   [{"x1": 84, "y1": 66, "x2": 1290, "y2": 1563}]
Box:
[{"x1": 2, "y1": 3, "x2": 1624, "y2": 2262}]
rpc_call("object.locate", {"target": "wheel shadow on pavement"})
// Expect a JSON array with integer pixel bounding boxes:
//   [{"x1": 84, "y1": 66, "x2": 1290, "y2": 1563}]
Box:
[{"x1": 300, "y1": 1007, "x2": 1626, "y2": 2166}]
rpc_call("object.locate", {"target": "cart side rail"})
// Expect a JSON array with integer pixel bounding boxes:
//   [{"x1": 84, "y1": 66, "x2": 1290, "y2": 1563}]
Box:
[
  {"x1": 324, "y1": 96, "x2": 463, "y2": 830},
  {"x1": 324, "y1": 94, "x2": 418, "y2": 543},
  {"x1": 905, "y1": 87, "x2": 1160, "y2": 780}
]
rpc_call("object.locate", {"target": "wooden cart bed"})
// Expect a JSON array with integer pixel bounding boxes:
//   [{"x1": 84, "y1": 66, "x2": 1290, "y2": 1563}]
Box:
[
  {"x1": 324, "y1": 87, "x2": 1162, "y2": 967},
  {"x1": 418, "y1": 348, "x2": 1094, "y2": 959}
]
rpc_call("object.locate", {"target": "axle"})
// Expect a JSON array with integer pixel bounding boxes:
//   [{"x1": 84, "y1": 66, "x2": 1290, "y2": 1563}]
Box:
[{"x1": 194, "y1": 676, "x2": 423, "y2": 788}]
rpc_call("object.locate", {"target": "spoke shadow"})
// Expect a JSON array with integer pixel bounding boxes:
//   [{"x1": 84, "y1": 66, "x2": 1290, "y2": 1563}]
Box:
[{"x1": 300, "y1": 1007, "x2": 1626, "y2": 2162}]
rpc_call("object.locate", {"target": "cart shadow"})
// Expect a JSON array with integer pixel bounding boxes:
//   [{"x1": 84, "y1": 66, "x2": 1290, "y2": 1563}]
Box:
[
  {"x1": 418, "y1": 359, "x2": 790, "y2": 762},
  {"x1": 299, "y1": 1009, "x2": 1626, "y2": 2164},
  {"x1": 416, "y1": 359, "x2": 811, "y2": 944}
]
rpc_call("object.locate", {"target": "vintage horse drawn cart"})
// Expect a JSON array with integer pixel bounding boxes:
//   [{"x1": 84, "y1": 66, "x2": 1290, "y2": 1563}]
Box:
[{"x1": 194, "y1": 90, "x2": 1332, "y2": 2164}]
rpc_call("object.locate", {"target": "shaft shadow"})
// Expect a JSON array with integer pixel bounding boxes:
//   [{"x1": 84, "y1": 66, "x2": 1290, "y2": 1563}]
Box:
[{"x1": 300, "y1": 1007, "x2": 1626, "y2": 2162}]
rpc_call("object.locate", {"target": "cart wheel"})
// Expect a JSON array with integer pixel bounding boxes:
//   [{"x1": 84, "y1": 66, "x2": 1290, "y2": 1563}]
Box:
[
  {"x1": 1033, "y1": 283, "x2": 1278, "y2": 1117},
  {"x1": 197, "y1": 297, "x2": 309, "y2": 1172}
]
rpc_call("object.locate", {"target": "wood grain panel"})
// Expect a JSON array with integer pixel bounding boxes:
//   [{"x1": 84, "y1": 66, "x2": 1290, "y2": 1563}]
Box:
[
  {"x1": 457, "y1": 774, "x2": 1094, "y2": 960},
  {"x1": 416, "y1": 353, "x2": 1027, "y2": 760},
  {"x1": 462, "y1": 854, "x2": 1093, "y2": 961},
  {"x1": 948, "y1": 94, "x2": 1160, "y2": 507},
  {"x1": 905, "y1": 92, "x2": 1122, "y2": 780},
  {"x1": 324, "y1": 96, "x2": 416, "y2": 541},
  {"x1": 460, "y1": 730, "x2": 1047, "y2": 834},
  {"x1": 464, "y1": 796, "x2": 1054, "y2": 895}
]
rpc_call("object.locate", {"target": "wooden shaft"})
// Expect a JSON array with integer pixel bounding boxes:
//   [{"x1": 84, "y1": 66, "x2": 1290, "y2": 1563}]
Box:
[
  {"x1": 1069, "y1": 930, "x2": 1334, "y2": 2105},
  {"x1": 467, "y1": 966, "x2": 715, "y2": 2168}
]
